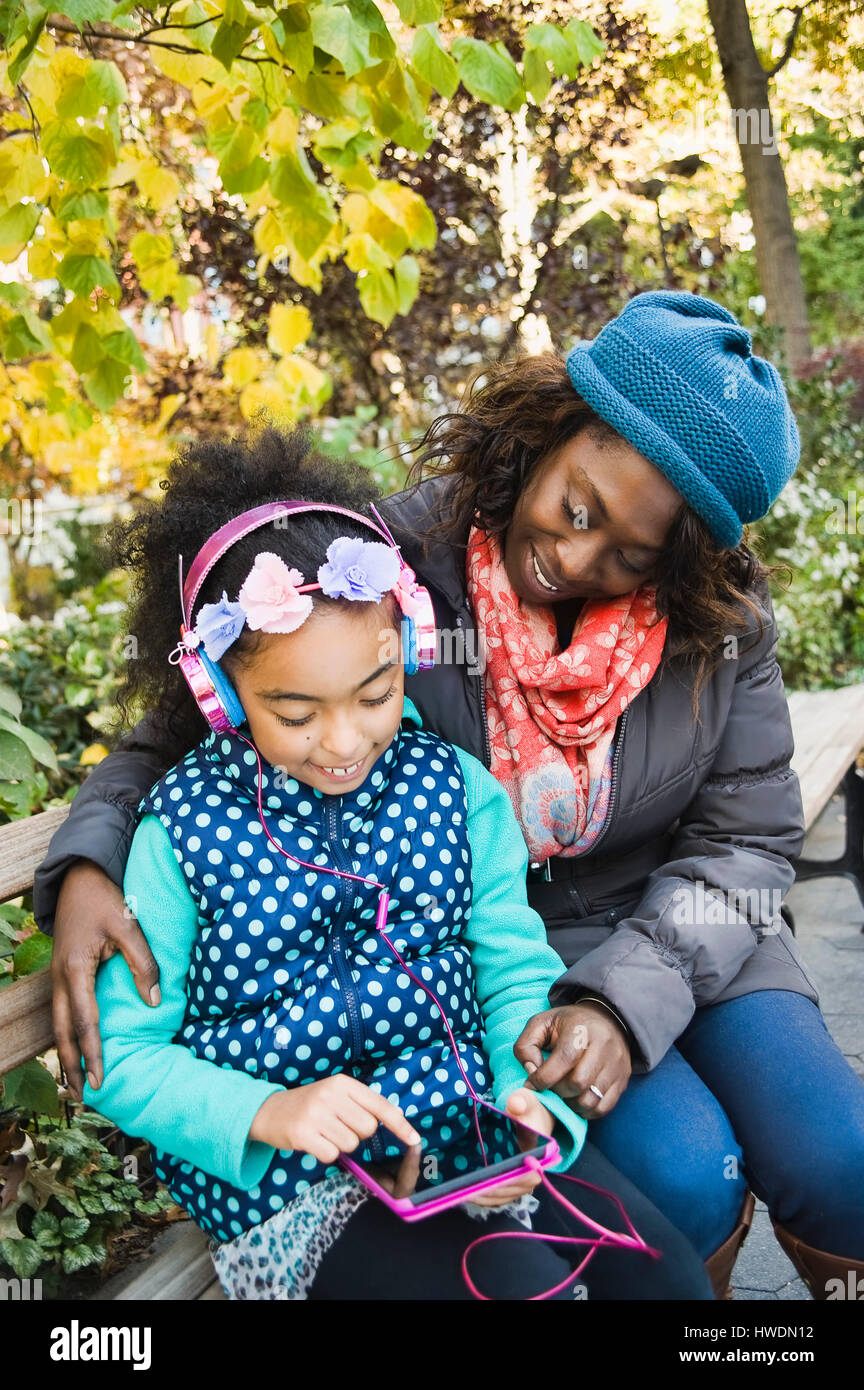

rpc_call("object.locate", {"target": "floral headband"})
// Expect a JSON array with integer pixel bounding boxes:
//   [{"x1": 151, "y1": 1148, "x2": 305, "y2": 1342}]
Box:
[{"x1": 184, "y1": 536, "x2": 412, "y2": 663}]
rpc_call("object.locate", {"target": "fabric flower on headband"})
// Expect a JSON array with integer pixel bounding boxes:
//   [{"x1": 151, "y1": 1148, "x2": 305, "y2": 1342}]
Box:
[
  {"x1": 317, "y1": 538, "x2": 400, "y2": 602},
  {"x1": 194, "y1": 593, "x2": 247, "y2": 663},
  {"x1": 238, "y1": 553, "x2": 314, "y2": 633}
]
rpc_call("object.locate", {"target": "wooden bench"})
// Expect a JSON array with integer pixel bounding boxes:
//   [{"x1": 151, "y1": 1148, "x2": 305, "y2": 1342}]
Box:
[
  {"x1": 0, "y1": 804, "x2": 224, "y2": 1301},
  {"x1": 1, "y1": 682, "x2": 862, "y2": 1298},
  {"x1": 787, "y1": 683, "x2": 864, "y2": 927}
]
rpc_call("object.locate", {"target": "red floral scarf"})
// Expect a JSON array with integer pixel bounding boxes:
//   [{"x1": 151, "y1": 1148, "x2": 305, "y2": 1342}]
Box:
[{"x1": 466, "y1": 527, "x2": 668, "y2": 861}]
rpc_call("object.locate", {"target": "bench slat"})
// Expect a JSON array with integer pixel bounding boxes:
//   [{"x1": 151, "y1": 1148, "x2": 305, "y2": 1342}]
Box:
[
  {"x1": 0, "y1": 968, "x2": 53, "y2": 1072},
  {"x1": 111, "y1": 1223, "x2": 216, "y2": 1301},
  {"x1": 0, "y1": 805, "x2": 70, "y2": 902},
  {"x1": 788, "y1": 684, "x2": 864, "y2": 829}
]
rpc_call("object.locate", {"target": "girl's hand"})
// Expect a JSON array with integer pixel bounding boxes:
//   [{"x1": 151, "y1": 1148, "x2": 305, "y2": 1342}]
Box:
[
  {"x1": 249, "y1": 1075, "x2": 422, "y2": 1165},
  {"x1": 513, "y1": 1002, "x2": 631, "y2": 1118},
  {"x1": 52, "y1": 860, "x2": 161, "y2": 1099},
  {"x1": 465, "y1": 1088, "x2": 555, "y2": 1208}
]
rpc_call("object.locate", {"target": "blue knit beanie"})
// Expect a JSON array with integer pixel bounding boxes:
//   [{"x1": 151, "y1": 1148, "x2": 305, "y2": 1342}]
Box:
[{"x1": 565, "y1": 290, "x2": 801, "y2": 548}]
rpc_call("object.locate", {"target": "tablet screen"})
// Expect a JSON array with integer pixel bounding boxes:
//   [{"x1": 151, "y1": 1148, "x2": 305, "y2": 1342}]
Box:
[{"x1": 348, "y1": 1103, "x2": 550, "y2": 1206}]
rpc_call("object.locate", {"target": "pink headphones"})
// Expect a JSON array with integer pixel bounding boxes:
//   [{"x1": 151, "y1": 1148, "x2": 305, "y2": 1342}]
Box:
[{"x1": 169, "y1": 500, "x2": 436, "y2": 734}]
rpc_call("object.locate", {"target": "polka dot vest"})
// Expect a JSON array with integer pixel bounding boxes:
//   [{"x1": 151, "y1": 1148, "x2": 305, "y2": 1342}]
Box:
[{"x1": 139, "y1": 718, "x2": 497, "y2": 1242}]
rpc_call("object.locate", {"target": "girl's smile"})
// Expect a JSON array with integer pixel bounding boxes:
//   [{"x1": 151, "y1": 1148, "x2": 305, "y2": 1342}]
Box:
[{"x1": 225, "y1": 600, "x2": 405, "y2": 796}]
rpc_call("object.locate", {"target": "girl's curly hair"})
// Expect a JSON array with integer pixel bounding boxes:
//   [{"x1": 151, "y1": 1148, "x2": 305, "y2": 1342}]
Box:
[
  {"x1": 107, "y1": 423, "x2": 393, "y2": 752},
  {"x1": 406, "y1": 353, "x2": 792, "y2": 724}
]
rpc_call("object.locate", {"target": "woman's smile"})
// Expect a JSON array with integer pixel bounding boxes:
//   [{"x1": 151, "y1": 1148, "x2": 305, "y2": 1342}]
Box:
[{"x1": 504, "y1": 430, "x2": 683, "y2": 606}]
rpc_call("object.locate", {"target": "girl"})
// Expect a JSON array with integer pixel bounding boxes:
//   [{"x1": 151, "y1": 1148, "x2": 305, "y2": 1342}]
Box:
[{"x1": 82, "y1": 426, "x2": 711, "y2": 1300}]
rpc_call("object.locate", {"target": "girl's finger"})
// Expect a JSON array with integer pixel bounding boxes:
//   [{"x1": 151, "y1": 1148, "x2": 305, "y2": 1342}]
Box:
[
  {"x1": 320, "y1": 1117, "x2": 364, "y2": 1157},
  {"x1": 351, "y1": 1085, "x2": 422, "y2": 1148}
]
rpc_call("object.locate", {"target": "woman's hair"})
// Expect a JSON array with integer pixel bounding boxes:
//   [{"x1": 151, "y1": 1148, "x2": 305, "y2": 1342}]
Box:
[
  {"x1": 407, "y1": 353, "x2": 792, "y2": 724},
  {"x1": 108, "y1": 423, "x2": 394, "y2": 749}
]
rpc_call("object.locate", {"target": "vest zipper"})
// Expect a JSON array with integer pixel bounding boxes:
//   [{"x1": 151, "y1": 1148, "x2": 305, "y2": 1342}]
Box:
[
  {"x1": 456, "y1": 606, "x2": 491, "y2": 769},
  {"x1": 324, "y1": 797, "x2": 365, "y2": 1067}
]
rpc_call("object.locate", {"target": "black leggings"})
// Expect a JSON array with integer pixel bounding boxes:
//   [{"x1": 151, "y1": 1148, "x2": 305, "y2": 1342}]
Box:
[{"x1": 310, "y1": 1141, "x2": 714, "y2": 1301}]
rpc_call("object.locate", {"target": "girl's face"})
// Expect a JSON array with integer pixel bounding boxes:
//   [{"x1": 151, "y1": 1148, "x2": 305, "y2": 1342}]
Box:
[
  {"x1": 503, "y1": 430, "x2": 683, "y2": 605},
  {"x1": 227, "y1": 601, "x2": 405, "y2": 796}
]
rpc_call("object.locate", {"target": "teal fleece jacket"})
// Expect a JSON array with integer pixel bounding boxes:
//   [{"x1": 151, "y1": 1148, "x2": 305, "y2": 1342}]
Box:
[{"x1": 84, "y1": 698, "x2": 587, "y2": 1187}]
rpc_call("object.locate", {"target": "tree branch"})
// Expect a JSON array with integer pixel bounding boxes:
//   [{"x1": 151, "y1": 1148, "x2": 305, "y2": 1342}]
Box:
[
  {"x1": 766, "y1": 1, "x2": 815, "y2": 78},
  {"x1": 45, "y1": 14, "x2": 275, "y2": 64}
]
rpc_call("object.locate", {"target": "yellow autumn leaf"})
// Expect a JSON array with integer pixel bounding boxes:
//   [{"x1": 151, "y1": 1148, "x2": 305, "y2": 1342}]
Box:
[
  {"x1": 136, "y1": 162, "x2": 181, "y2": 213},
  {"x1": 156, "y1": 393, "x2": 185, "y2": 432},
  {"x1": 224, "y1": 347, "x2": 266, "y2": 390},
  {"x1": 239, "y1": 376, "x2": 296, "y2": 421},
  {"x1": 80, "y1": 743, "x2": 109, "y2": 766},
  {"x1": 267, "y1": 303, "x2": 312, "y2": 357}
]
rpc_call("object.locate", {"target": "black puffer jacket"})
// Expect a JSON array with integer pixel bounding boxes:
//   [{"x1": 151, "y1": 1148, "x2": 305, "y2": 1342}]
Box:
[{"x1": 34, "y1": 475, "x2": 818, "y2": 1071}]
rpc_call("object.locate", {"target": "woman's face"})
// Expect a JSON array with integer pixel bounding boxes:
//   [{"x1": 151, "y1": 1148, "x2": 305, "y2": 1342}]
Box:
[{"x1": 503, "y1": 429, "x2": 684, "y2": 605}]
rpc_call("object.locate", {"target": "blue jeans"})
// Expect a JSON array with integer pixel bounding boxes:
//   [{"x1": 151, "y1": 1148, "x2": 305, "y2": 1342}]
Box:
[{"x1": 589, "y1": 990, "x2": 864, "y2": 1260}]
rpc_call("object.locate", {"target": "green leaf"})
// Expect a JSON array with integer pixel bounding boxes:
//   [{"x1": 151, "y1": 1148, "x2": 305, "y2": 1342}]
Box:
[
  {"x1": 212, "y1": 0, "x2": 254, "y2": 72},
  {"x1": 523, "y1": 47, "x2": 551, "y2": 104},
  {"x1": 55, "y1": 189, "x2": 110, "y2": 224},
  {"x1": 1, "y1": 1059, "x2": 59, "y2": 1116},
  {"x1": 311, "y1": 3, "x2": 373, "y2": 78},
  {"x1": 410, "y1": 25, "x2": 458, "y2": 99},
  {"x1": 61, "y1": 1241, "x2": 101, "y2": 1273},
  {"x1": 0, "y1": 683, "x2": 22, "y2": 720},
  {"x1": 0, "y1": 714, "x2": 57, "y2": 770},
  {"x1": 394, "y1": 252, "x2": 419, "y2": 315},
  {"x1": 62, "y1": 0, "x2": 119, "y2": 32},
  {"x1": 56, "y1": 59, "x2": 128, "y2": 119},
  {"x1": 394, "y1": 0, "x2": 440, "y2": 21},
  {"x1": 0, "y1": 201, "x2": 42, "y2": 249},
  {"x1": 347, "y1": 0, "x2": 395, "y2": 62},
  {"x1": 357, "y1": 267, "x2": 397, "y2": 326},
  {"x1": 525, "y1": 23, "x2": 581, "y2": 77},
  {"x1": 82, "y1": 356, "x2": 131, "y2": 412},
  {"x1": 0, "y1": 282, "x2": 28, "y2": 308},
  {"x1": 451, "y1": 36, "x2": 524, "y2": 111},
  {"x1": 79, "y1": 1192, "x2": 106, "y2": 1215},
  {"x1": 32, "y1": 1216, "x2": 62, "y2": 1249},
  {"x1": 12, "y1": 930, "x2": 53, "y2": 977},
  {"x1": 60, "y1": 1216, "x2": 90, "y2": 1240},
  {"x1": 8, "y1": 11, "x2": 46, "y2": 86},
  {"x1": 70, "y1": 321, "x2": 105, "y2": 373},
  {"x1": 276, "y1": 24, "x2": 315, "y2": 79},
  {"x1": 1, "y1": 312, "x2": 52, "y2": 360},
  {"x1": 0, "y1": 730, "x2": 34, "y2": 781},
  {"x1": 100, "y1": 327, "x2": 147, "y2": 372},
  {"x1": 0, "y1": 1237, "x2": 44, "y2": 1279},
  {"x1": 31, "y1": 1211, "x2": 60, "y2": 1241},
  {"x1": 565, "y1": 18, "x2": 604, "y2": 66},
  {"x1": 42, "y1": 120, "x2": 116, "y2": 187},
  {"x1": 221, "y1": 156, "x2": 270, "y2": 196},
  {"x1": 58, "y1": 254, "x2": 120, "y2": 300}
]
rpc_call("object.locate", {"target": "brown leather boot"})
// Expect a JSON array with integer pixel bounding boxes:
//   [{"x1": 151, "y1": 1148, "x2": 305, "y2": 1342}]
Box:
[
  {"x1": 705, "y1": 1190, "x2": 756, "y2": 1299},
  {"x1": 772, "y1": 1222, "x2": 864, "y2": 1300}
]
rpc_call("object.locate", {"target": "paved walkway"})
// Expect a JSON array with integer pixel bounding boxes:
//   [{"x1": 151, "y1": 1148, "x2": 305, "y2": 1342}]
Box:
[{"x1": 731, "y1": 791, "x2": 864, "y2": 1300}]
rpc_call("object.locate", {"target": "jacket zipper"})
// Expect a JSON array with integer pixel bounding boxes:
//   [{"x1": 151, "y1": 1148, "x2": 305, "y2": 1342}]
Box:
[
  {"x1": 456, "y1": 606, "x2": 491, "y2": 769},
  {"x1": 324, "y1": 798, "x2": 365, "y2": 1065},
  {"x1": 574, "y1": 703, "x2": 631, "y2": 863}
]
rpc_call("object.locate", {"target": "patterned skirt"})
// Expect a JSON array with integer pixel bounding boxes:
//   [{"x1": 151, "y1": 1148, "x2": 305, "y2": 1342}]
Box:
[{"x1": 210, "y1": 1171, "x2": 539, "y2": 1300}]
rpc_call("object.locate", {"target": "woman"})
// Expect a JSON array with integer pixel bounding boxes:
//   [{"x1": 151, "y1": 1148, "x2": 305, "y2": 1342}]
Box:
[{"x1": 36, "y1": 290, "x2": 864, "y2": 1298}]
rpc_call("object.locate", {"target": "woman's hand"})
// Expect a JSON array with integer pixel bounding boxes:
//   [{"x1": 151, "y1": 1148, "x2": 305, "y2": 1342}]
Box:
[
  {"x1": 249, "y1": 1075, "x2": 422, "y2": 1165},
  {"x1": 465, "y1": 1087, "x2": 555, "y2": 1208},
  {"x1": 51, "y1": 860, "x2": 161, "y2": 1099},
  {"x1": 514, "y1": 1001, "x2": 632, "y2": 1119}
]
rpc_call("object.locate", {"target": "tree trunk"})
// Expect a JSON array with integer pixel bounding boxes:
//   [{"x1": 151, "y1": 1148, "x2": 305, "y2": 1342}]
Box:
[{"x1": 706, "y1": 0, "x2": 811, "y2": 371}]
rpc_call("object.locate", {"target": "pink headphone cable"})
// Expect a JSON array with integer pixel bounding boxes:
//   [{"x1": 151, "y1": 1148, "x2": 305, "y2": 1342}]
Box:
[{"x1": 238, "y1": 731, "x2": 659, "y2": 1299}]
